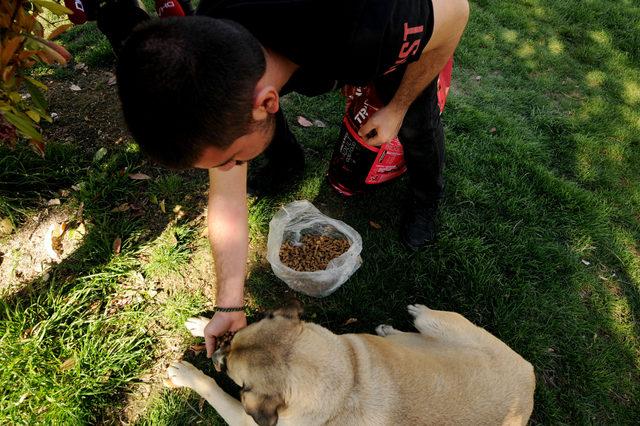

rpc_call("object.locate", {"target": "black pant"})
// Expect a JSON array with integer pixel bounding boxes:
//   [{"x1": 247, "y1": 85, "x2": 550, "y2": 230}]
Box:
[
  {"x1": 266, "y1": 75, "x2": 445, "y2": 208},
  {"x1": 374, "y1": 75, "x2": 445, "y2": 207}
]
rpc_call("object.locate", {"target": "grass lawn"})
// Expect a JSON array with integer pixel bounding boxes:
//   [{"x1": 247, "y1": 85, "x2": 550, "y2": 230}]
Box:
[{"x1": 1, "y1": 0, "x2": 639, "y2": 424}]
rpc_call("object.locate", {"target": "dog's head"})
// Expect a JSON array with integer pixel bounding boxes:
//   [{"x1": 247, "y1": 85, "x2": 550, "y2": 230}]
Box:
[{"x1": 213, "y1": 301, "x2": 304, "y2": 426}]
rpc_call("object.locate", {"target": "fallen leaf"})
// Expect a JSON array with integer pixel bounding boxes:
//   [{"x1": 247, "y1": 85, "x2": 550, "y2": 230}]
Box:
[
  {"x1": 44, "y1": 226, "x2": 61, "y2": 260},
  {"x1": 20, "y1": 327, "x2": 33, "y2": 340},
  {"x1": 60, "y1": 357, "x2": 76, "y2": 371},
  {"x1": 0, "y1": 218, "x2": 14, "y2": 235},
  {"x1": 28, "y1": 139, "x2": 46, "y2": 158},
  {"x1": 107, "y1": 75, "x2": 117, "y2": 86},
  {"x1": 128, "y1": 172, "x2": 151, "y2": 180},
  {"x1": 93, "y1": 147, "x2": 107, "y2": 162},
  {"x1": 159, "y1": 199, "x2": 166, "y2": 213},
  {"x1": 297, "y1": 116, "x2": 313, "y2": 127},
  {"x1": 47, "y1": 198, "x2": 61, "y2": 206},
  {"x1": 190, "y1": 344, "x2": 206, "y2": 354},
  {"x1": 474, "y1": 75, "x2": 482, "y2": 81},
  {"x1": 70, "y1": 84, "x2": 81, "y2": 91},
  {"x1": 16, "y1": 393, "x2": 28, "y2": 405},
  {"x1": 111, "y1": 203, "x2": 130, "y2": 213},
  {"x1": 59, "y1": 189, "x2": 70, "y2": 197},
  {"x1": 581, "y1": 259, "x2": 591, "y2": 266},
  {"x1": 489, "y1": 127, "x2": 497, "y2": 133},
  {"x1": 113, "y1": 237, "x2": 122, "y2": 255},
  {"x1": 45, "y1": 222, "x2": 68, "y2": 261},
  {"x1": 173, "y1": 204, "x2": 182, "y2": 214},
  {"x1": 199, "y1": 397, "x2": 206, "y2": 412},
  {"x1": 71, "y1": 182, "x2": 85, "y2": 191},
  {"x1": 74, "y1": 62, "x2": 87, "y2": 71},
  {"x1": 313, "y1": 119, "x2": 326, "y2": 128},
  {"x1": 130, "y1": 205, "x2": 144, "y2": 217},
  {"x1": 368, "y1": 220, "x2": 382, "y2": 230},
  {"x1": 343, "y1": 318, "x2": 358, "y2": 325}
]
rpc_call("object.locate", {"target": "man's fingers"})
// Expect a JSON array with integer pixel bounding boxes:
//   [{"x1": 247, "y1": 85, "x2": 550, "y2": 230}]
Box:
[
  {"x1": 205, "y1": 335, "x2": 216, "y2": 358},
  {"x1": 366, "y1": 134, "x2": 385, "y2": 147},
  {"x1": 358, "y1": 122, "x2": 375, "y2": 138}
]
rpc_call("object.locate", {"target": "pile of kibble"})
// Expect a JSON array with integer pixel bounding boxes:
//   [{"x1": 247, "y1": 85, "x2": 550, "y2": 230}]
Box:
[{"x1": 279, "y1": 234, "x2": 351, "y2": 272}]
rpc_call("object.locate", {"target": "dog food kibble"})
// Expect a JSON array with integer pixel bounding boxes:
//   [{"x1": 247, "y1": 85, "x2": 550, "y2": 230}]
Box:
[
  {"x1": 216, "y1": 331, "x2": 235, "y2": 350},
  {"x1": 279, "y1": 235, "x2": 351, "y2": 272}
]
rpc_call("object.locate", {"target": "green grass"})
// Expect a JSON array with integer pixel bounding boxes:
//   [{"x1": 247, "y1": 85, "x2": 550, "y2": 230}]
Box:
[{"x1": 2, "y1": 0, "x2": 640, "y2": 424}]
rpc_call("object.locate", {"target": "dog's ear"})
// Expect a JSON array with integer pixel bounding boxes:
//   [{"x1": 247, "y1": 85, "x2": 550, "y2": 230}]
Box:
[
  {"x1": 212, "y1": 346, "x2": 229, "y2": 373},
  {"x1": 271, "y1": 299, "x2": 303, "y2": 321},
  {"x1": 242, "y1": 392, "x2": 284, "y2": 426}
]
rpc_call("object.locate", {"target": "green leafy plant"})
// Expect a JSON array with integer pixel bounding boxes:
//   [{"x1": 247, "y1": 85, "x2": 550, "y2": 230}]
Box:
[{"x1": 0, "y1": 0, "x2": 73, "y2": 155}]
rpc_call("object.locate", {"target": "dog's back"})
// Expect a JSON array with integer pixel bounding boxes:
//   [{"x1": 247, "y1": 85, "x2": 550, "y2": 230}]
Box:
[{"x1": 338, "y1": 306, "x2": 535, "y2": 425}]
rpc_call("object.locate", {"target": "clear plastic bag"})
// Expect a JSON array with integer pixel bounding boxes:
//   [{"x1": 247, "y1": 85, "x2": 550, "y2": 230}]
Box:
[{"x1": 266, "y1": 200, "x2": 363, "y2": 297}]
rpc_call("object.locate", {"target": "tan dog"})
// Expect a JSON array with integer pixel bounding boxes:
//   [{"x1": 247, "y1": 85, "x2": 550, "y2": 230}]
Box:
[{"x1": 167, "y1": 304, "x2": 535, "y2": 425}]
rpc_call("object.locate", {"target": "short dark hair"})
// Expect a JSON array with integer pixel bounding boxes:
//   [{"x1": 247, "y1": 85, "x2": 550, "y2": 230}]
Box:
[{"x1": 116, "y1": 17, "x2": 266, "y2": 168}]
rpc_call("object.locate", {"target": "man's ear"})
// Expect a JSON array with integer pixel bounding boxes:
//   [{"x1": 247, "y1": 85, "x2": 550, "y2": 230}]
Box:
[
  {"x1": 252, "y1": 86, "x2": 280, "y2": 121},
  {"x1": 242, "y1": 392, "x2": 284, "y2": 426}
]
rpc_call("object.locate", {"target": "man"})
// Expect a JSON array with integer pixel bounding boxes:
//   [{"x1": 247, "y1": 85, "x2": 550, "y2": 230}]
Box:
[{"x1": 85, "y1": 0, "x2": 468, "y2": 357}]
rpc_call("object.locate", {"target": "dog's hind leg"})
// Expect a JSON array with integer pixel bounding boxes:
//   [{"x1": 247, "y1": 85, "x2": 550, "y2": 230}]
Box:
[
  {"x1": 376, "y1": 324, "x2": 402, "y2": 337},
  {"x1": 185, "y1": 316, "x2": 210, "y2": 337},
  {"x1": 167, "y1": 361, "x2": 250, "y2": 425},
  {"x1": 408, "y1": 304, "x2": 483, "y2": 345}
]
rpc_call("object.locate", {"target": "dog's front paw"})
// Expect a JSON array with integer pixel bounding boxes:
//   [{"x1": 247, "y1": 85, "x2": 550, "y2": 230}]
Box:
[
  {"x1": 185, "y1": 316, "x2": 210, "y2": 337},
  {"x1": 166, "y1": 360, "x2": 201, "y2": 388},
  {"x1": 407, "y1": 304, "x2": 430, "y2": 318},
  {"x1": 376, "y1": 324, "x2": 398, "y2": 336}
]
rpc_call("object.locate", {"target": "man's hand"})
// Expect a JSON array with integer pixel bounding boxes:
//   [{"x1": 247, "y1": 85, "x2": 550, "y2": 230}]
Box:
[
  {"x1": 204, "y1": 311, "x2": 247, "y2": 358},
  {"x1": 358, "y1": 103, "x2": 407, "y2": 147}
]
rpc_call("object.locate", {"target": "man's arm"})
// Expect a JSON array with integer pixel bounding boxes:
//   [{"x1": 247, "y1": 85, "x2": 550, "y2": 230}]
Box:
[
  {"x1": 204, "y1": 163, "x2": 249, "y2": 357},
  {"x1": 358, "y1": 0, "x2": 470, "y2": 146}
]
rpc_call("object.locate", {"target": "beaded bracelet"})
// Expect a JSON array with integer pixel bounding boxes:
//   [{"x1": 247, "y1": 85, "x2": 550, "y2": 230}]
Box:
[{"x1": 214, "y1": 306, "x2": 245, "y2": 313}]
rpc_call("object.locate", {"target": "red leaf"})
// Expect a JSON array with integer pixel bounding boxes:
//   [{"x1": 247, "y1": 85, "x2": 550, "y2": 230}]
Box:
[
  {"x1": 48, "y1": 24, "x2": 73, "y2": 40},
  {"x1": 113, "y1": 237, "x2": 122, "y2": 254},
  {"x1": 29, "y1": 138, "x2": 46, "y2": 158},
  {"x1": 1, "y1": 36, "x2": 24, "y2": 66}
]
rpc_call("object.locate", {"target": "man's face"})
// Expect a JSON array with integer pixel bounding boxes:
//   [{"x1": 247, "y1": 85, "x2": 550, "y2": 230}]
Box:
[{"x1": 193, "y1": 115, "x2": 275, "y2": 171}]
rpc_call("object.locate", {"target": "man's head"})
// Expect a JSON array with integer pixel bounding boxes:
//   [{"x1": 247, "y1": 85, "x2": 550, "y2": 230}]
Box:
[{"x1": 117, "y1": 16, "x2": 277, "y2": 169}]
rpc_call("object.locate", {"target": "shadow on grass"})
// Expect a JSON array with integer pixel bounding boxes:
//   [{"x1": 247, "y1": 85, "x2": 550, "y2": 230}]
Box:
[{"x1": 0, "y1": 140, "x2": 212, "y2": 423}]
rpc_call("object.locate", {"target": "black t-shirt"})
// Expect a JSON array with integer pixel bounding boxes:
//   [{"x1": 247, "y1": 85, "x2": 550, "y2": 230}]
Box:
[{"x1": 196, "y1": 0, "x2": 434, "y2": 94}]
